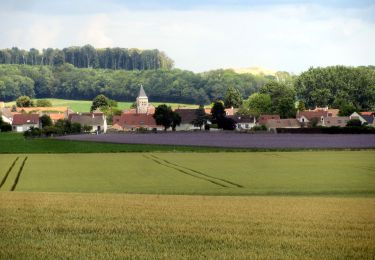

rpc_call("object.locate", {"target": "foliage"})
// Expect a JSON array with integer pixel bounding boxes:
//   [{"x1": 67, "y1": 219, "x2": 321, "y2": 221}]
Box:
[
  {"x1": 244, "y1": 93, "x2": 272, "y2": 117},
  {"x1": 295, "y1": 66, "x2": 375, "y2": 110},
  {"x1": 36, "y1": 99, "x2": 52, "y2": 107},
  {"x1": 0, "y1": 45, "x2": 174, "y2": 70},
  {"x1": 55, "y1": 119, "x2": 82, "y2": 134},
  {"x1": 153, "y1": 104, "x2": 181, "y2": 131},
  {"x1": 171, "y1": 112, "x2": 181, "y2": 131},
  {"x1": 23, "y1": 127, "x2": 42, "y2": 138},
  {"x1": 40, "y1": 114, "x2": 53, "y2": 128},
  {"x1": 210, "y1": 100, "x2": 226, "y2": 122},
  {"x1": 224, "y1": 85, "x2": 243, "y2": 108},
  {"x1": 346, "y1": 119, "x2": 362, "y2": 127},
  {"x1": 83, "y1": 125, "x2": 93, "y2": 132},
  {"x1": 0, "y1": 117, "x2": 12, "y2": 132},
  {"x1": 192, "y1": 105, "x2": 208, "y2": 130},
  {"x1": 297, "y1": 101, "x2": 305, "y2": 111},
  {"x1": 16, "y1": 96, "x2": 34, "y2": 107},
  {"x1": 260, "y1": 81, "x2": 296, "y2": 118},
  {"x1": 252, "y1": 125, "x2": 267, "y2": 131},
  {"x1": 217, "y1": 117, "x2": 237, "y2": 130},
  {"x1": 338, "y1": 102, "x2": 356, "y2": 116},
  {"x1": 91, "y1": 94, "x2": 112, "y2": 112},
  {"x1": 0, "y1": 65, "x2": 276, "y2": 104}
]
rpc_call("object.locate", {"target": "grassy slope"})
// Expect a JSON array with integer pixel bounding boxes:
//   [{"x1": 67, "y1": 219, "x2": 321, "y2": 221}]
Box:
[
  {"x1": 0, "y1": 151, "x2": 374, "y2": 196},
  {"x1": 1, "y1": 192, "x2": 374, "y2": 259},
  {"x1": 5, "y1": 98, "x2": 197, "y2": 112}
]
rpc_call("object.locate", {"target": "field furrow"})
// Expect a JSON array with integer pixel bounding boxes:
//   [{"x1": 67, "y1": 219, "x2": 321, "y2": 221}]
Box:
[
  {"x1": 10, "y1": 157, "x2": 28, "y2": 191},
  {"x1": 0, "y1": 157, "x2": 19, "y2": 190}
]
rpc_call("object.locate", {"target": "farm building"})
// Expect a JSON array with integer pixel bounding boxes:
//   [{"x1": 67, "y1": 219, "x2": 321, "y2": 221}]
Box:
[
  {"x1": 258, "y1": 115, "x2": 281, "y2": 125},
  {"x1": 69, "y1": 112, "x2": 107, "y2": 133},
  {"x1": 266, "y1": 118, "x2": 301, "y2": 130},
  {"x1": 12, "y1": 114, "x2": 40, "y2": 132},
  {"x1": 112, "y1": 113, "x2": 162, "y2": 131},
  {"x1": 228, "y1": 115, "x2": 256, "y2": 130},
  {"x1": 173, "y1": 109, "x2": 202, "y2": 131}
]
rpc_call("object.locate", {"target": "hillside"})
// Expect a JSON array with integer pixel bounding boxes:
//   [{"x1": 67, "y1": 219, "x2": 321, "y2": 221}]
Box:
[{"x1": 231, "y1": 66, "x2": 277, "y2": 76}]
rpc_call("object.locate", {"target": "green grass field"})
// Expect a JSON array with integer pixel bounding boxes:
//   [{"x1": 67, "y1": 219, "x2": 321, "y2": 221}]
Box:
[
  {"x1": 1, "y1": 151, "x2": 374, "y2": 195},
  {"x1": 5, "y1": 98, "x2": 197, "y2": 112},
  {"x1": 1, "y1": 133, "x2": 374, "y2": 258},
  {"x1": 1, "y1": 193, "x2": 374, "y2": 259}
]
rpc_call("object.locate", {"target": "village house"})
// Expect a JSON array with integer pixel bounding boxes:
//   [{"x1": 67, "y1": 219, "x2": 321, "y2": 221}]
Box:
[
  {"x1": 69, "y1": 112, "x2": 107, "y2": 133},
  {"x1": 320, "y1": 116, "x2": 350, "y2": 127},
  {"x1": 265, "y1": 118, "x2": 301, "y2": 131},
  {"x1": 360, "y1": 112, "x2": 375, "y2": 126},
  {"x1": 349, "y1": 112, "x2": 368, "y2": 125},
  {"x1": 173, "y1": 109, "x2": 201, "y2": 131},
  {"x1": 258, "y1": 115, "x2": 281, "y2": 125},
  {"x1": 228, "y1": 115, "x2": 256, "y2": 130},
  {"x1": 16, "y1": 106, "x2": 72, "y2": 123},
  {"x1": 12, "y1": 114, "x2": 40, "y2": 132}
]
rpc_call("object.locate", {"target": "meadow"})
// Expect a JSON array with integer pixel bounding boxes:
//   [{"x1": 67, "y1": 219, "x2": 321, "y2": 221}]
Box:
[
  {"x1": 0, "y1": 192, "x2": 374, "y2": 259},
  {"x1": 5, "y1": 98, "x2": 197, "y2": 112},
  {"x1": 0, "y1": 151, "x2": 374, "y2": 195}
]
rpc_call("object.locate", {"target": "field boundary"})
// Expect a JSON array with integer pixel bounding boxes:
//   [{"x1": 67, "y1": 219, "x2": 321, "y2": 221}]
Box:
[
  {"x1": 150, "y1": 154, "x2": 244, "y2": 188},
  {"x1": 0, "y1": 157, "x2": 19, "y2": 190},
  {"x1": 10, "y1": 157, "x2": 28, "y2": 191}
]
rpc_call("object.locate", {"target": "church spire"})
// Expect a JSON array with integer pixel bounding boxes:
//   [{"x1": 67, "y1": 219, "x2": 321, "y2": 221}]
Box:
[{"x1": 138, "y1": 85, "x2": 147, "y2": 98}]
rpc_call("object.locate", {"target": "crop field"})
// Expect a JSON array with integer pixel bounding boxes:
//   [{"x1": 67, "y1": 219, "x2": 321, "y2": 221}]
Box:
[
  {"x1": 5, "y1": 98, "x2": 196, "y2": 112},
  {"x1": 0, "y1": 151, "x2": 374, "y2": 195},
  {"x1": 0, "y1": 192, "x2": 374, "y2": 259}
]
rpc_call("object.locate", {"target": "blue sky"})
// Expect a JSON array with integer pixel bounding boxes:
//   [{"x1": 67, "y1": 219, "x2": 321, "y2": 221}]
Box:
[{"x1": 0, "y1": 0, "x2": 374, "y2": 72}]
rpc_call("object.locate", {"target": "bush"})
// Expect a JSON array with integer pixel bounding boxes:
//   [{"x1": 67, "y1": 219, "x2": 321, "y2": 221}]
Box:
[
  {"x1": 24, "y1": 127, "x2": 42, "y2": 138},
  {"x1": 42, "y1": 126, "x2": 60, "y2": 136},
  {"x1": 0, "y1": 122, "x2": 12, "y2": 132},
  {"x1": 83, "y1": 125, "x2": 93, "y2": 132},
  {"x1": 252, "y1": 125, "x2": 267, "y2": 131},
  {"x1": 346, "y1": 119, "x2": 362, "y2": 127}
]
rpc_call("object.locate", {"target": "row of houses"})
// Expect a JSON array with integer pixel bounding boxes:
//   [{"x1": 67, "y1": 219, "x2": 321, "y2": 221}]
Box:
[
  {"x1": 1, "y1": 86, "x2": 374, "y2": 133},
  {"x1": 0, "y1": 102, "x2": 107, "y2": 133}
]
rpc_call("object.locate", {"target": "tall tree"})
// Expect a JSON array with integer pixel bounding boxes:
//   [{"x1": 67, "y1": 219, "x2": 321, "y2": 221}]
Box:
[
  {"x1": 224, "y1": 85, "x2": 243, "y2": 108},
  {"x1": 192, "y1": 105, "x2": 208, "y2": 130}
]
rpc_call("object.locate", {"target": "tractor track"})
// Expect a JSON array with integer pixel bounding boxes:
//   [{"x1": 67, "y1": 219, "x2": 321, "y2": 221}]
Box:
[
  {"x1": 143, "y1": 155, "x2": 229, "y2": 188},
  {"x1": 10, "y1": 157, "x2": 28, "y2": 191},
  {"x1": 0, "y1": 157, "x2": 19, "y2": 190},
  {"x1": 149, "y1": 154, "x2": 244, "y2": 188}
]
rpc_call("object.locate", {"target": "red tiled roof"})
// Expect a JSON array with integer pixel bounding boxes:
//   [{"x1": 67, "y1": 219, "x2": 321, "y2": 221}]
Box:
[
  {"x1": 113, "y1": 113, "x2": 159, "y2": 129},
  {"x1": 360, "y1": 112, "x2": 374, "y2": 116},
  {"x1": 12, "y1": 114, "x2": 39, "y2": 125},
  {"x1": 49, "y1": 113, "x2": 65, "y2": 121},
  {"x1": 297, "y1": 110, "x2": 328, "y2": 120},
  {"x1": 266, "y1": 119, "x2": 300, "y2": 128},
  {"x1": 258, "y1": 115, "x2": 280, "y2": 125},
  {"x1": 174, "y1": 109, "x2": 197, "y2": 124}
]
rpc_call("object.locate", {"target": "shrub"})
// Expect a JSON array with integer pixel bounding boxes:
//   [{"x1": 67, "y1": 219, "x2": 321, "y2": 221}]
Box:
[
  {"x1": 346, "y1": 119, "x2": 362, "y2": 127},
  {"x1": 24, "y1": 127, "x2": 42, "y2": 138}
]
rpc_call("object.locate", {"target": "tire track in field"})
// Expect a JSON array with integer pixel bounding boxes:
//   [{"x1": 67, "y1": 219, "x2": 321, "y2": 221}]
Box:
[
  {"x1": 10, "y1": 157, "x2": 28, "y2": 191},
  {"x1": 150, "y1": 154, "x2": 244, "y2": 188},
  {"x1": 0, "y1": 157, "x2": 19, "y2": 190},
  {"x1": 143, "y1": 155, "x2": 228, "y2": 188}
]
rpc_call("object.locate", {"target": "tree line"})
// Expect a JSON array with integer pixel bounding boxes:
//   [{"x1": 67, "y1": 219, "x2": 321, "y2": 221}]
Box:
[
  {"x1": 0, "y1": 64, "x2": 273, "y2": 104},
  {"x1": 0, "y1": 45, "x2": 174, "y2": 70}
]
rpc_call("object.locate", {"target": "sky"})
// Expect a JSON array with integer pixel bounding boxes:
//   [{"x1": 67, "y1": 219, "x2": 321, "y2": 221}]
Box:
[{"x1": 0, "y1": 0, "x2": 374, "y2": 73}]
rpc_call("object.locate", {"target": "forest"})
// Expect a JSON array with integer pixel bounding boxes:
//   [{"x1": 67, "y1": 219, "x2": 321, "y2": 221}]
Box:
[
  {"x1": 0, "y1": 63, "x2": 274, "y2": 104},
  {"x1": 0, "y1": 45, "x2": 173, "y2": 70}
]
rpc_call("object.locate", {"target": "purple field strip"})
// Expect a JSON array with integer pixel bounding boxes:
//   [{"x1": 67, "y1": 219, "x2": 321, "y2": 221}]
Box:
[{"x1": 57, "y1": 133, "x2": 375, "y2": 148}]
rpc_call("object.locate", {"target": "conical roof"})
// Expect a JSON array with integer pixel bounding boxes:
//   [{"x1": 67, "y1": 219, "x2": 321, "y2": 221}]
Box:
[{"x1": 138, "y1": 85, "x2": 147, "y2": 97}]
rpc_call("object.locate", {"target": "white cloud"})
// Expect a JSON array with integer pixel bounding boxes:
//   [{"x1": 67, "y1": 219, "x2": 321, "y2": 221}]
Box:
[{"x1": 0, "y1": 4, "x2": 374, "y2": 73}]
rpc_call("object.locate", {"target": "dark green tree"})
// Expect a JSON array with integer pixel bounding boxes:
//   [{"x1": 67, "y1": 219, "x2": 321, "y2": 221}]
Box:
[
  {"x1": 224, "y1": 85, "x2": 243, "y2": 108},
  {"x1": 91, "y1": 94, "x2": 110, "y2": 112},
  {"x1": 171, "y1": 112, "x2": 181, "y2": 131},
  {"x1": 153, "y1": 104, "x2": 174, "y2": 131},
  {"x1": 260, "y1": 81, "x2": 296, "y2": 118},
  {"x1": 36, "y1": 99, "x2": 52, "y2": 107},
  {"x1": 16, "y1": 96, "x2": 34, "y2": 107},
  {"x1": 192, "y1": 105, "x2": 208, "y2": 130},
  {"x1": 40, "y1": 114, "x2": 53, "y2": 128},
  {"x1": 210, "y1": 100, "x2": 226, "y2": 123}
]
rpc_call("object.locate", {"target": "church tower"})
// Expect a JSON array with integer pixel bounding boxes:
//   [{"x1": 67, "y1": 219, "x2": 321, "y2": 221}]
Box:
[{"x1": 136, "y1": 85, "x2": 149, "y2": 114}]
